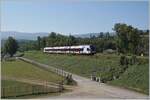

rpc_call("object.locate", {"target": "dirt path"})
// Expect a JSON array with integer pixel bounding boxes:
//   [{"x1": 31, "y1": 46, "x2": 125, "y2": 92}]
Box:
[{"x1": 46, "y1": 74, "x2": 148, "y2": 99}]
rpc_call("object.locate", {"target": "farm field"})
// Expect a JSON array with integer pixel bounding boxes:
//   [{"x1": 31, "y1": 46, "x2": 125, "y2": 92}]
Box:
[{"x1": 24, "y1": 50, "x2": 149, "y2": 94}]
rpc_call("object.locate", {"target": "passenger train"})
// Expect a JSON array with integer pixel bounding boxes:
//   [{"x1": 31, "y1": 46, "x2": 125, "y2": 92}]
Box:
[{"x1": 43, "y1": 45, "x2": 96, "y2": 55}]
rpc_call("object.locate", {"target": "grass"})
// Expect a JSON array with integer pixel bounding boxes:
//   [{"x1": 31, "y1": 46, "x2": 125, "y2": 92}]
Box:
[
  {"x1": 1, "y1": 60, "x2": 63, "y2": 83},
  {"x1": 24, "y1": 51, "x2": 120, "y2": 78},
  {"x1": 108, "y1": 64, "x2": 149, "y2": 94},
  {"x1": 1, "y1": 80, "x2": 61, "y2": 99},
  {"x1": 2, "y1": 79, "x2": 33, "y2": 87},
  {"x1": 24, "y1": 50, "x2": 149, "y2": 94}
]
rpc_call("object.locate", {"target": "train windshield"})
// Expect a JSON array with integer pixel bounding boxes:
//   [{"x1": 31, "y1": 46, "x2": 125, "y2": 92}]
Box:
[{"x1": 90, "y1": 45, "x2": 96, "y2": 51}]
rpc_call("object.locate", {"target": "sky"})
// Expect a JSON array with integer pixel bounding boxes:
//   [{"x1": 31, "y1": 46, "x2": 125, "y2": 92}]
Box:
[{"x1": 1, "y1": 0, "x2": 149, "y2": 35}]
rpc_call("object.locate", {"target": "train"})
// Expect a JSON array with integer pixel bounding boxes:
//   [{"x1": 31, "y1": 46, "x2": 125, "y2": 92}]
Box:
[{"x1": 43, "y1": 45, "x2": 96, "y2": 55}]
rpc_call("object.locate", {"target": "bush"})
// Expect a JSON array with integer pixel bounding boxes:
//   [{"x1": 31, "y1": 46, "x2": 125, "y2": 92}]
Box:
[
  {"x1": 63, "y1": 74, "x2": 77, "y2": 85},
  {"x1": 129, "y1": 55, "x2": 137, "y2": 65},
  {"x1": 120, "y1": 55, "x2": 128, "y2": 66},
  {"x1": 137, "y1": 58, "x2": 149, "y2": 65},
  {"x1": 100, "y1": 72, "x2": 113, "y2": 83}
]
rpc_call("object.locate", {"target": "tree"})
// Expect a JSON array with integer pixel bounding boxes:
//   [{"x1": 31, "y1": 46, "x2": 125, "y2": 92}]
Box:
[
  {"x1": 98, "y1": 32, "x2": 104, "y2": 38},
  {"x1": 47, "y1": 32, "x2": 57, "y2": 46},
  {"x1": 68, "y1": 35, "x2": 77, "y2": 46},
  {"x1": 40, "y1": 37, "x2": 47, "y2": 48},
  {"x1": 113, "y1": 23, "x2": 129, "y2": 53},
  {"x1": 105, "y1": 32, "x2": 110, "y2": 39},
  {"x1": 4, "y1": 37, "x2": 18, "y2": 57},
  {"x1": 128, "y1": 28, "x2": 140, "y2": 54},
  {"x1": 37, "y1": 36, "x2": 41, "y2": 50},
  {"x1": 113, "y1": 23, "x2": 140, "y2": 54}
]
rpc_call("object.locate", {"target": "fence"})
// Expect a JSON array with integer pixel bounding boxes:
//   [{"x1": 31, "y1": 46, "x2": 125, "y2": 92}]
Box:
[{"x1": 1, "y1": 81, "x2": 63, "y2": 98}]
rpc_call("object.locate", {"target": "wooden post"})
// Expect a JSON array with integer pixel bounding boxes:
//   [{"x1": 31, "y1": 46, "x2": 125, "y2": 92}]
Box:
[
  {"x1": 91, "y1": 74, "x2": 93, "y2": 81},
  {"x1": 99, "y1": 77, "x2": 101, "y2": 84},
  {"x1": 2, "y1": 87, "x2": 5, "y2": 98}
]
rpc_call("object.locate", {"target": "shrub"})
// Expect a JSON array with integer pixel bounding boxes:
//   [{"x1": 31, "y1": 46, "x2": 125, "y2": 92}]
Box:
[
  {"x1": 130, "y1": 55, "x2": 137, "y2": 65},
  {"x1": 137, "y1": 58, "x2": 149, "y2": 65},
  {"x1": 63, "y1": 74, "x2": 77, "y2": 85},
  {"x1": 120, "y1": 55, "x2": 128, "y2": 66},
  {"x1": 100, "y1": 72, "x2": 113, "y2": 83}
]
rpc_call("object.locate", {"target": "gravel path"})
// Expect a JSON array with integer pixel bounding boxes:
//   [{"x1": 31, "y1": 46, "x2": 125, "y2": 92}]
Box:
[{"x1": 47, "y1": 74, "x2": 148, "y2": 99}]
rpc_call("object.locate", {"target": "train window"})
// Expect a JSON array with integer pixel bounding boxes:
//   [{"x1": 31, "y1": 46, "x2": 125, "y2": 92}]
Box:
[
  {"x1": 80, "y1": 48, "x2": 83, "y2": 51},
  {"x1": 87, "y1": 48, "x2": 90, "y2": 51}
]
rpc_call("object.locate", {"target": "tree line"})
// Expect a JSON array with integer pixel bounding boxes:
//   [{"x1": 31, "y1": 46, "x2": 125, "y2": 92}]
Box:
[
  {"x1": 36, "y1": 23, "x2": 148, "y2": 55},
  {"x1": 1, "y1": 23, "x2": 149, "y2": 57}
]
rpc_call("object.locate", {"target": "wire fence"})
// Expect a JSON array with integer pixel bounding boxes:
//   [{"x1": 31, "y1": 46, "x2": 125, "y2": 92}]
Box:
[{"x1": 1, "y1": 82, "x2": 63, "y2": 98}]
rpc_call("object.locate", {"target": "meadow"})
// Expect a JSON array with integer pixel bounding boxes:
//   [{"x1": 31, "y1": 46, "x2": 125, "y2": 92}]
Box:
[{"x1": 24, "y1": 50, "x2": 149, "y2": 94}]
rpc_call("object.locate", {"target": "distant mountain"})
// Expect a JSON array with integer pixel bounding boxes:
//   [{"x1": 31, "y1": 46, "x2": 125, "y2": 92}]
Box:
[
  {"x1": 0, "y1": 31, "x2": 116, "y2": 40},
  {"x1": 74, "y1": 33, "x2": 99, "y2": 38},
  {"x1": 0, "y1": 31, "x2": 49, "y2": 40},
  {"x1": 74, "y1": 32, "x2": 116, "y2": 38}
]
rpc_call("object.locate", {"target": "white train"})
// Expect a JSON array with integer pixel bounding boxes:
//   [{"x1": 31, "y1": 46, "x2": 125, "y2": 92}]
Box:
[{"x1": 44, "y1": 45, "x2": 96, "y2": 55}]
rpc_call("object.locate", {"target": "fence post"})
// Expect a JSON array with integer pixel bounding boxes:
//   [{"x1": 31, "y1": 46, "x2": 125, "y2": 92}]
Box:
[
  {"x1": 91, "y1": 74, "x2": 93, "y2": 81},
  {"x1": 59, "y1": 82, "x2": 63, "y2": 92},
  {"x1": 45, "y1": 81, "x2": 48, "y2": 93},
  {"x1": 99, "y1": 77, "x2": 101, "y2": 84},
  {"x1": 14, "y1": 86, "x2": 17, "y2": 97},
  {"x1": 32, "y1": 86, "x2": 34, "y2": 94},
  {"x1": 2, "y1": 87, "x2": 5, "y2": 98}
]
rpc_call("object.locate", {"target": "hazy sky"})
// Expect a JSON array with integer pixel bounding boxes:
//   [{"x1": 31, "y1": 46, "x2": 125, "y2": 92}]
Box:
[{"x1": 1, "y1": 0, "x2": 149, "y2": 35}]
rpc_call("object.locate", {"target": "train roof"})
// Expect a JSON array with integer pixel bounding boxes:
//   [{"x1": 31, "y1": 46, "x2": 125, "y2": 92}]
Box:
[{"x1": 44, "y1": 45, "x2": 92, "y2": 49}]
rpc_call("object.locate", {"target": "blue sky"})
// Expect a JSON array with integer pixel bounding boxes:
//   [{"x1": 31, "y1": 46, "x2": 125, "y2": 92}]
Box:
[{"x1": 1, "y1": 0, "x2": 149, "y2": 35}]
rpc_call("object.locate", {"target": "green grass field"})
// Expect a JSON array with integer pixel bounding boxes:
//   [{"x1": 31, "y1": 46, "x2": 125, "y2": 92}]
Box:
[
  {"x1": 2, "y1": 60, "x2": 63, "y2": 83},
  {"x1": 24, "y1": 50, "x2": 149, "y2": 94}
]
